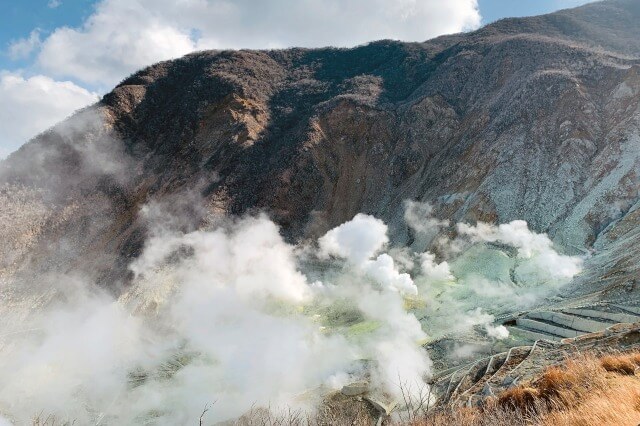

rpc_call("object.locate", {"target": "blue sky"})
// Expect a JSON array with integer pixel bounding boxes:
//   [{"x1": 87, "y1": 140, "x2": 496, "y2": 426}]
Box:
[
  {"x1": 478, "y1": 0, "x2": 597, "y2": 24},
  {"x1": 0, "y1": 0, "x2": 596, "y2": 158},
  {"x1": 0, "y1": 1, "x2": 93, "y2": 69}
]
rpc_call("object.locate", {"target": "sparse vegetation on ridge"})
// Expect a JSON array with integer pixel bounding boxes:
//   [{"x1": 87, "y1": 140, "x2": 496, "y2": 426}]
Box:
[{"x1": 417, "y1": 350, "x2": 640, "y2": 426}]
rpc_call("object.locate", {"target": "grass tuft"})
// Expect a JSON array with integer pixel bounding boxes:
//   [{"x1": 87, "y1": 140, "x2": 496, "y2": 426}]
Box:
[
  {"x1": 601, "y1": 354, "x2": 637, "y2": 375},
  {"x1": 413, "y1": 350, "x2": 640, "y2": 426}
]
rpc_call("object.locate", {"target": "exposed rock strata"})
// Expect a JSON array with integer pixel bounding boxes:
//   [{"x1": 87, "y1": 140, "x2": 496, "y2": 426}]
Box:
[{"x1": 1, "y1": 0, "x2": 640, "y2": 301}]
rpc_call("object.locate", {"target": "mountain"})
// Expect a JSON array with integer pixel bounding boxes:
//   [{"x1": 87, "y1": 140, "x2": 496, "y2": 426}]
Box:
[{"x1": 1, "y1": 0, "x2": 640, "y2": 303}]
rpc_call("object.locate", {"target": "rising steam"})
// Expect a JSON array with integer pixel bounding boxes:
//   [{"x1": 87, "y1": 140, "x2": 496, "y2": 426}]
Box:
[{"x1": 0, "y1": 197, "x2": 584, "y2": 424}]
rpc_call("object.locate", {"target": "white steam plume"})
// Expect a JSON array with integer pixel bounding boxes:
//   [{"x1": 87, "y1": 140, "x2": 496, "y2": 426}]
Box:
[
  {"x1": 0, "y1": 200, "x2": 585, "y2": 424},
  {"x1": 407, "y1": 202, "x2": 584, "y2": 348},
  {"x1": 318, "y1": 213, "x2": 389, "y2": 264}
]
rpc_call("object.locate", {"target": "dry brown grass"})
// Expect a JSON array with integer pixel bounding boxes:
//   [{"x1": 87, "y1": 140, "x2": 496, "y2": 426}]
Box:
[
  {"x1": 541, "y1": 376, "x2": 640, "y2": 426},
  {"x1": 413, "y1": 405, "x2": 535, "y2": 426},
  {"x1": 413, "y1": 350, "x2": 640, "y2": 426},
  {"x1": 600, "y1": 353, "x2": 640, "y2": 375},
  {"x1": 496, "y1": 386, "x2": 539, "y2": 411},
  {"x1": 495, "y1": 355, "x2": 608, "y2": 413}
]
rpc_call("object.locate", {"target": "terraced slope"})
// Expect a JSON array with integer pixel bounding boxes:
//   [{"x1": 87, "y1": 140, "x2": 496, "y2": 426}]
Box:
[
  {"x1": 432, "y1": 304, "x2": 640, "y2": 407},
  {"x1": 507, "y1": 304, "x2": 640, "y2": 342}
]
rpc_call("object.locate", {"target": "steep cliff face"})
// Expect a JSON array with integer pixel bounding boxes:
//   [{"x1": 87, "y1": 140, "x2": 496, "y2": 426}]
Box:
[{"x1": 1, "y1": 0, "x2": 639, "y2": 298}]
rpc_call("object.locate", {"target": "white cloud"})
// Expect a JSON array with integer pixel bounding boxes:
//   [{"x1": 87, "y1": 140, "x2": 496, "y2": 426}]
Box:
[
  {"x1": 1, "y1": 0, "x2": 481, "y2": 161},
  {"x1": 8, "y1": 30, "x2": 42, "y2": 60},
  {"x1": 35, "y1": 0, "x2": 481, "y2": 87},
  {"x1": 37, "y1": 0, "x2": 195, "y2": 87},
  {"x1": 0, "y1": 72, "x2": 98, "y2": 158},
  {"x1": 2, "y1": 0, "x2": 480, "y2": 153},
  {"x1": 182, "y1": 0, "x2": 482, "y2": 48},
  {"x1": 48, "y1": 0, "x2": 62, "y2": 8}
]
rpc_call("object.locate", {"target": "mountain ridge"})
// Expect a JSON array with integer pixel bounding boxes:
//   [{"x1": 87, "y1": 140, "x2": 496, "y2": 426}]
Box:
[{"x1": 1, "y1": 0, "x2": 640, "y2": 299}]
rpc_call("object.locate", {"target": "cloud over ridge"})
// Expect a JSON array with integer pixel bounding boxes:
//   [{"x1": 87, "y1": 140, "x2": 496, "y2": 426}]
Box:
[{"x1": 35, "y1": 0, "x2": 481, "y2": 86}]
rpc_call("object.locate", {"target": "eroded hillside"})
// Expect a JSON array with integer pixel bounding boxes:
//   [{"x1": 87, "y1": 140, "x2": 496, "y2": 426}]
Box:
[{"x1": 2, "y1": 1, "x2": 640, "y2": 300}]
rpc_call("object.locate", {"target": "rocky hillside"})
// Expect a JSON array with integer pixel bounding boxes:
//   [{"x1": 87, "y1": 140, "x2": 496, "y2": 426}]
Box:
[{"x1": 1, "y1": 0, "x2": 640, "y2": 299}]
